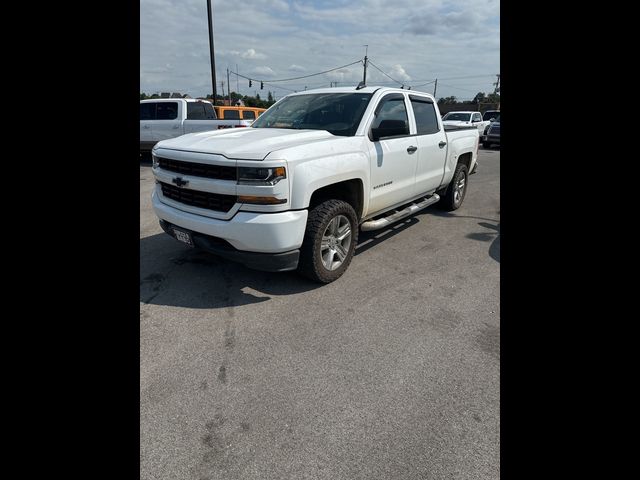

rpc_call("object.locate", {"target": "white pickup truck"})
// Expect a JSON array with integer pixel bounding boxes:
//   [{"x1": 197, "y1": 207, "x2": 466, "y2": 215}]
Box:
[
  {"x1": 151, "y1": 87, "x2": 479, "y2": 283},
  {"x1": 140, "y1": 98, "x2": 253, "y2": 153},
  {"x1": 442, "y1": 111, "x2": 489, "y2": 135}
]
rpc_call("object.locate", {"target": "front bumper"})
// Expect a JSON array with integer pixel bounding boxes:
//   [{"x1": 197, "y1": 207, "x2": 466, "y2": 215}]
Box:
[
  {"x1": 159, "y1": 219, "x2": 300, "y2": 272},
  {"x1": 152, "y1": 190, "x2": 308, "y2": 271}
]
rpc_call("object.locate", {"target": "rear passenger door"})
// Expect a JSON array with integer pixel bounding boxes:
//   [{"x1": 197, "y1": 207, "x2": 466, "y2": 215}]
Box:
[
  {"x1": 184, "y1": 101, "x2": 218, "y2": 134},
  {"x1": 410, "y1": 95, "x2": 448, "y2": 195},
  {"x1": 149, "y1": 101, "x2": 181, "y2": 141}
]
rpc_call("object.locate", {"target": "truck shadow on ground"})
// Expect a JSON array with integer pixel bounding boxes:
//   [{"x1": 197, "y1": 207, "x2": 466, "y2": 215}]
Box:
[
  {"x1": 432, "y1": 211, "x2": 500, "y2": 263},
  {"x1": 140, "y1": 217, "x2": 423, "y2": 309}
]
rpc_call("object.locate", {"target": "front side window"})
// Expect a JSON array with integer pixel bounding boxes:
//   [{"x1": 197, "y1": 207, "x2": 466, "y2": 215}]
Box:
[
  {"x1": 473, "y1": 113, "x2": 482, "y2": 122},
  {"x1": 242, "y1": 110, "x2": 256, "y2": 120},
  {"x1": 156, "y1": 102, "x2": 178, "y2": 120},
  {"x1": 203, "y1": 103, "x2": 216, "y2": 119},
  {"x1": 410, "y1": 96, "x2": 439, "y2": 135},
  {"x1": 371, "y1": 95, "x2": 409, "y2": 136},
  {"x1": 187, "y1": 103, "x2": 206, "y2": 120}
]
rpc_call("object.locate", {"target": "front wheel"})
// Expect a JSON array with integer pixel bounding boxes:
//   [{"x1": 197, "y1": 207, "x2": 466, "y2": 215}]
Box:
[
  {"x1": 297, "y1": 200, "x2": 358, "y2": 283},
  {"x1": 438, "y1": 163, "x2": 469, "y2": 211}
]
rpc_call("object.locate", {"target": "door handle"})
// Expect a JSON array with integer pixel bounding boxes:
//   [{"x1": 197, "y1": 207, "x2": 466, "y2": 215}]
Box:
[
  {"x1": 172, "y1": 125, "x2": 180, "y2": 129},
  {"x1": 407, "y1": 146, "x2": 417, "y2": 154},
  {"x1": 439, "y1": 141, "x2": 447, "y2": 148},
  {"x1": 143, "y1": 125, "x2": 150, "y2": 129}
]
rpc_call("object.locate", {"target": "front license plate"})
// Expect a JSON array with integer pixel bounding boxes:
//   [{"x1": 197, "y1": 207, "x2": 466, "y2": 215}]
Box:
[{"x1": 172, "y1": 228, "x2": 193, "y2": 247}]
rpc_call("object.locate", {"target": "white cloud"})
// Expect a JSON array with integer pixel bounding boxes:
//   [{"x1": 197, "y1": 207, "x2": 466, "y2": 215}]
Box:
[
  {"x1": 251, "y1": 66, "x2": 276, "y2": 77},
  {"x1": 140, "y1": 0, "x2": 499, "y2": 100},
  {"x1": 241, "y1": 48, "x2": 267, "y2": 60}
]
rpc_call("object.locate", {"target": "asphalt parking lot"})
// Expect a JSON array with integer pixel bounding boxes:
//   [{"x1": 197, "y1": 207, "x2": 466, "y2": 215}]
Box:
[{"x1": 140, "y1": 147, "x2": 500, "y2": 480}]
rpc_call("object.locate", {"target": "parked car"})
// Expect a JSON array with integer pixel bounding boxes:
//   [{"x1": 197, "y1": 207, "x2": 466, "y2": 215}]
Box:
[
  {"x1": 482, "y1": 115, "x2": 500, "y2": 148},
  {"x1": 482, "y1": 110, "x2": 500, "y2": 121},
  {"x1": 140, "y1": 99, "x2": 253, "y2": 153},
  {"x1": 150, "y1": 87, "x2": 479, "y2": 283},
  {"x1": 214, "y1": 106, "x2": 266, "y2": 123},
  {"x1": 442, "y1": 111, "x2": 489, "y2": 135}
]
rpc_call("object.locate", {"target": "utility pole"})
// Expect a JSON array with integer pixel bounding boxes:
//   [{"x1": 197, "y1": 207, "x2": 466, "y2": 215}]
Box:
[
  {"x1": 493, "y1": 74, "x2": 500, "y2": 94},
  {"x1": 227, "y1": 67, "x2": 231, "y2": 106},
  {"x1": 206, "y1": 0, "x2": 217, "y2": 103},
  {"x1": 433, "y1": 79, "x2": 438, "y2": 98},
  {"x1": 236, "y1": 64, "x2": 239, "y2": 95},
  {"x1": 362, "y1": 44, "x2": 368, "y2": 86},
  {"x1": 220, "y1": 81, "x2": 225, "y2": 98}
]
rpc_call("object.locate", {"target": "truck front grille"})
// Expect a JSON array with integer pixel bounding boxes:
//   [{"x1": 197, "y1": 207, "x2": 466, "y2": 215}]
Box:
[
  {"x1": 159, "y1": 182, "x2": 237, "y2": 213},
  {"x1": 157, "y1": 157, "x2": 237, "y2": 181},
  {"x1": 488, "y1": 126, "x2": 500, "y2": 135}
]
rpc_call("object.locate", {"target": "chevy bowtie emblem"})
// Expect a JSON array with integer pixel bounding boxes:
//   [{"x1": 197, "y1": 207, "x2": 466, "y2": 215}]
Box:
[{"x1": 172, "y1": 177, "x2": 189, "y2": 187}]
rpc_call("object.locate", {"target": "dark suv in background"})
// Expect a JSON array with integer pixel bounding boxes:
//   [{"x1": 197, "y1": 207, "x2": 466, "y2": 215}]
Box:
[{"x1": 482, "y1": 114, "x2": 500, "y2": 148}]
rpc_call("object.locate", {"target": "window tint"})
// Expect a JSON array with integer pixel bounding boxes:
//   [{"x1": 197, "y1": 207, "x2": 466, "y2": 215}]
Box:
[
  {"x1": 371, "y1": 95, "x2": 409, "y2": 135},
  {"x1": 410, "y1": 98, "x2": 439, "y2": 135},
  {"x1": 443, "y1": 112, "x2": 470, "y2": 121},
  {"x1": 203, "y1": 103, "x2": 216, "y2": 119},
  {"x1": 224, "y1": 109, "x2": 240, "y2": 119},
  {"x1": 242, "y1": 110, "x2": 256, "y2": 120},
  {"x1": 140, "y1": 103, "x2": 155, "y2": 120},
  {"x1": 187, "y1": 103, "x2": 206, "y2": 120},
  {"x1": 156, "y1": 102, "x2": 178, "y2": 120}
]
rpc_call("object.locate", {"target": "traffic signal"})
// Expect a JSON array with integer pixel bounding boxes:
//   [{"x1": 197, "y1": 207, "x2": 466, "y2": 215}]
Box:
[
  {"x1": 260, "y1": 82, "x2": 264, "y2": 90},
  {"x1": 249, "y1": 80, "x2": 252, "y2": 87}
]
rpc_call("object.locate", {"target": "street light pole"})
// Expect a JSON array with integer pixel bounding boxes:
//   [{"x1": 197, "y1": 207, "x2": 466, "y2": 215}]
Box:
[{"x1": 206, "y1": 0, "x2": 217, "y2": 103}]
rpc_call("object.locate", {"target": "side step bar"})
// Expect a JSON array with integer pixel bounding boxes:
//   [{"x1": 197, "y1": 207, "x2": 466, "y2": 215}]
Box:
[{"x1": 360, "y1": 194, "x2": 440, "y2": 231}]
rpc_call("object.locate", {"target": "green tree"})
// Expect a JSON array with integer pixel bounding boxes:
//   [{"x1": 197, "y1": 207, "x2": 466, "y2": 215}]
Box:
[
  {"x1": 437, "y1": 96, "x2": 458, "y2": 105},
  {"x1": 267, "y1": 91, "x2": 274, "y2": 103},
  {"x1": 473, "y1": 92, "x2": 486, "y2": 104}
]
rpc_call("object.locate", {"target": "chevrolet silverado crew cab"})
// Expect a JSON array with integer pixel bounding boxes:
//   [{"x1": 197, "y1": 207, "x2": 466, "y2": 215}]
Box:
[
  {"x1": 140, "y1": 98, "x2": 253, "y2": 153},
  {"x1": 151, "y1": 86, "x2": 479, "y2": 283}
]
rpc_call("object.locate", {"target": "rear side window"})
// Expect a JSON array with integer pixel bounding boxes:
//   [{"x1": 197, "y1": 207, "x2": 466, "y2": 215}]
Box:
[
  {"x1": 371, "y1": 95, "x2": 409, "y2": 136},
  {"x1": 410, "y1": 97, "x2": 439, "y2": 135},
  {"x1": 156, "y1": 102, "x2": 178, "y2": 120},
  {"x1": 140, "y1": 103, "x2": 156, "y2": 120},
  {"x1": 242, "y1": 110, "x2": 256, "y2": 120},
  {"x1": 224, "y1": 109, "x2": 240, "y2": 119}
]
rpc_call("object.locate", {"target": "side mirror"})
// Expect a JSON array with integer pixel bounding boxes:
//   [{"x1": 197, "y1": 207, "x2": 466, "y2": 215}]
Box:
[
  {"x1": 489, "y1": 118, "x2": 495, "y2": 122},
  {"x1": 371, "y1": 120, "x2": 407, "y2": 141}
]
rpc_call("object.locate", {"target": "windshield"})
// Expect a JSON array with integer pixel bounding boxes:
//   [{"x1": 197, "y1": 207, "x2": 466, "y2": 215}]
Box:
[
  {"x1": 483, "y1": 111, "x2": 500, "y2": 121},
  {"x1": 443, "y1": 112, "x2": 471, "y2": 121},
  {"x1": 251, "y1": 93, "x2": 373, "y2": 136}
]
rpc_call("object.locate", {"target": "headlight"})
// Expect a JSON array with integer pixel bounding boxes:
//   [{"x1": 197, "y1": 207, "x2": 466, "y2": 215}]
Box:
[
  {"x1": 151, "y1": 154, "x2": 159, "y2": 169},
  {"x1": 237, "y1": 166, "x2": 286, "y2": 185}
]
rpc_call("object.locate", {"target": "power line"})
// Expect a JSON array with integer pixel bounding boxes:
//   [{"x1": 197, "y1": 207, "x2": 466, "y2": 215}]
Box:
[
  {"x1": 367, "y1": 60, "x2": 407, "y2": 86},
  {"x1": 230, "y1": 60, "x2": 362, "y2": 84}
]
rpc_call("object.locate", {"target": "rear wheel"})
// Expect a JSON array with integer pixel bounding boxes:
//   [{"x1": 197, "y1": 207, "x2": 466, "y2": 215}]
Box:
[
  {"x1": 438, "y1": 163, "x2": 469, "y2": 211},
  {"x1": 298, "y1": 200, "x2": 358, "y2": 283}
]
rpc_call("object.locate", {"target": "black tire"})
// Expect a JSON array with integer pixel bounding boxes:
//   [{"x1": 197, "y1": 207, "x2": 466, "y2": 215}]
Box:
[
  {"x1": 298, "y1": 199, "x2": 359, "y2": 283},
  {"x1": 437, "y1": 163, "x2": 469, "y2": 211}
]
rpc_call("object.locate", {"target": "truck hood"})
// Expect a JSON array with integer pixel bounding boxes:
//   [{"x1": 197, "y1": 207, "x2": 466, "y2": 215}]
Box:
[{"x1": 155, "y1": 127, "x2": 336, "y2": 160}]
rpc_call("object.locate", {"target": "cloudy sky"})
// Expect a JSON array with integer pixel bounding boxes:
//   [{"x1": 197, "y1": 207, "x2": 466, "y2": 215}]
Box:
[{"x1": 140, "y1": 0, "x2": 499, "y2": 100}]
